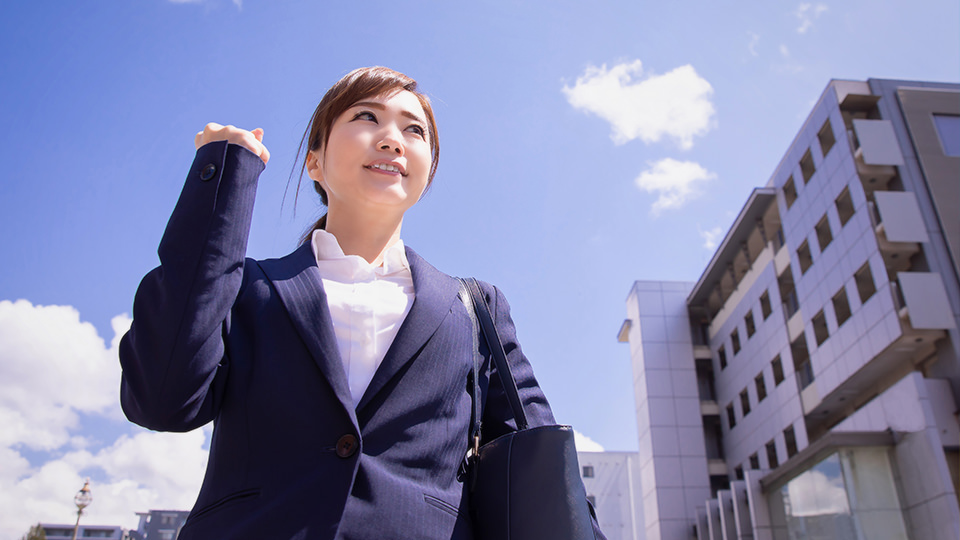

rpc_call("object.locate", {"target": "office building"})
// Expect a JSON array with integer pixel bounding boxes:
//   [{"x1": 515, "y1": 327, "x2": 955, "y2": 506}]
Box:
[
  {"x1": 619, "y1": 79, "x2": 959, "y2": 540},
  {"x1": 579, "y1": 451, "x2": 645, "y2": 540}
]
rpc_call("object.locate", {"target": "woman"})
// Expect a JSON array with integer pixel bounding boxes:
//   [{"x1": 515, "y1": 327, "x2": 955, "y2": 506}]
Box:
[{"x1": 119, "y1": 67, "x2": 601, "y2": 539}]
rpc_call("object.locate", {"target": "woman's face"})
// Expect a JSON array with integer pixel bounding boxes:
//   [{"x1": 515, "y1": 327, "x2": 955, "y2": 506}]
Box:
[{"x1": 308, "y1": 90, "x2": 432, "y2": 218}]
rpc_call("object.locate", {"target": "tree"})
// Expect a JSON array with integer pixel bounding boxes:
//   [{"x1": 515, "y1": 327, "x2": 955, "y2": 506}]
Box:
[{"x1": 19, "y1": 523, "x2": 47, "y2": 540}]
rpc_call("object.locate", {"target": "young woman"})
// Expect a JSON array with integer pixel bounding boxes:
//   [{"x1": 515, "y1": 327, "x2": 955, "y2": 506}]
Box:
[{"x1": 119, "y1": 67, "x2": 602, "y2": 539}]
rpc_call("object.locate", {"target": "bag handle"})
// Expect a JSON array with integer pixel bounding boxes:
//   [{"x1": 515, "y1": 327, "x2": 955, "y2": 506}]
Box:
[{"x1": 458, "y1": 278, "x2": 529, "y2": 432}]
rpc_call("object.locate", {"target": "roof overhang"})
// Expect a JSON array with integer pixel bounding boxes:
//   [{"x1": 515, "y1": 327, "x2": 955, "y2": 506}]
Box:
[{"x1": 687, "y1": 188, "x2": 777, "y2": 308}]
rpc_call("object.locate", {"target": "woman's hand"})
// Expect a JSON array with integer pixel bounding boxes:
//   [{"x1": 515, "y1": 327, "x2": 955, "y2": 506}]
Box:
[{"x1": 194, "y1": 123, "x2": 271, "y2": 165}]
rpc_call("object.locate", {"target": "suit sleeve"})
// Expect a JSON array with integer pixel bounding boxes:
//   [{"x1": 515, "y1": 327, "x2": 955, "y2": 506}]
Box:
[{"x1": 119, "y1": 141, "x2": 264, "y2": 432}]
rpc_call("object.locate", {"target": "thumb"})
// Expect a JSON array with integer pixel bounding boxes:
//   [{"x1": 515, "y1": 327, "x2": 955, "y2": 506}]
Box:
[{"x1": 252, "y1": 128, "x2": 264, "y2": 142}]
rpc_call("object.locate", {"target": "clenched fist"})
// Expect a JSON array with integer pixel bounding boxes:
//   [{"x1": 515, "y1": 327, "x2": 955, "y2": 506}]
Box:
[{"x1": 195, "y1": 123, "x2": 270, "y2": 165}]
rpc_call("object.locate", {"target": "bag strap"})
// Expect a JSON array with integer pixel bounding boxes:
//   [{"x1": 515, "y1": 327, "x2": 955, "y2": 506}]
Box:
[{"x1": 458, "y1": 277, "x2": 529, "y2": 431}]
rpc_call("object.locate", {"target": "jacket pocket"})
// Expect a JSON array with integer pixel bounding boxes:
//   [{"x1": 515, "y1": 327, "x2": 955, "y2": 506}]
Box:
[
  {"x1": 423, "y1": 493, "x2": 466, "y2": 521},
  {"x1": 186, "y1": 488, "x2": 261, "y2": 523}
]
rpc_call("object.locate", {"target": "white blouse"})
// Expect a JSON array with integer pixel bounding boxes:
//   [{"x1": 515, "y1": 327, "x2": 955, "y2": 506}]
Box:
[{"x1": 310, "y1": 229, "x2": 415, "y2": 408}]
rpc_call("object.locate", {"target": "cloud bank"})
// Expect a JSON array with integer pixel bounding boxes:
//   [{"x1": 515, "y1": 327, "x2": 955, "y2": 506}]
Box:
[
  {"x1": 0, "y1": 300, "x2": 207, "y2": 539},
  {"x1": 563, "y1": 60, "x2": 716, "y2": 150}
]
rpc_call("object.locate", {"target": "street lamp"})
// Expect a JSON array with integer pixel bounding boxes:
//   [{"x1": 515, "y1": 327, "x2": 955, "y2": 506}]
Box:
[{"x1": 71, "y1": 479, "x2": 93, "y2": 540}]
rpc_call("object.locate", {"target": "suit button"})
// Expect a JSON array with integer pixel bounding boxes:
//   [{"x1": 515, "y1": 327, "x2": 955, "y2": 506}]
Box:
[
  {"x1": 336, "y1": 434, "x2": 358, "y2": 458},
  {"x1": 200, "y1": 163, "x2": 217, "y2": 181}
]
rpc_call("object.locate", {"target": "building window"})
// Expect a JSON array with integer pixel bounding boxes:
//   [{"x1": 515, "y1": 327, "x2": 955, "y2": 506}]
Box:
[
  {"x1": 835, "y1": 186, "x2": 855, "y2": 226},
  {"x1": 812, "y1": 309, "x2": 829, "y2": 346},
  {"x1": 818, "y1": 118, "x2": 836, "y2": 157},
  {"x1": 731, "y1": 328, "x2": 741, "y2": 355},
  {"x1": 855, "y1": 262, "x2": 877, "y2": 304},
  {"x1": 800, "y1": 149, "x2": 816, "y2": 184},
  {"x1": 586, "y1": 495, "x2": 597, "y2": 506},
  {"x1": 815, "y1": 214, "x2": 833, "y2": 252},
  {"x1": 772, "y1": 355, "x2": 785, "y2": 386},
  {"x1": 783, "y1": 176, "x2": 798, "y2": 209},
  {"x1": 735, "y1": 465, "x2": 744, "y2": 481},
  {"x1": 755, "y1": 372, "x2": 767, "y2": 402},
  {"x1": 582, "y1": 465, "x2": 594, "y2": 478},
  {"x1": 833, "y1": 287, "x2": 852, "y2": 327},
  {"x1": 797, "y1": 239, "x2": 813, "y2": 274},
  {"x1": 745, "y1": 310, "x2": 756, "y2": 338},
  {"x1": 760, "y1": 290, "x2": 773, "y2": 319},
  {"x1": 933, "y1": 114, "x2": 960, "y2": 157},
  {"x1": 766, "y1": 440, "x2": 780, "y2": 468},
  {"x1": 792, "y1": 336, "x2": 814, "y2": 389},
  {"x1": 740, "y1": 389, "x2": 751, "y2": 416},
  {"x1": 718, "y1": 345, "x2": 727, "y2": 370},
  {"x1": 784, "y1": 425, "x2": 799, "y2": 458},
  {"x1": 727, "y1": 403, "x2": 737, "y2": 429},
  {"x1": 749, "y1": 453, "x2": 760, "y2": 470},
  {"x1": 773, "y1": 449, "x2": 910, "y2": 540}
]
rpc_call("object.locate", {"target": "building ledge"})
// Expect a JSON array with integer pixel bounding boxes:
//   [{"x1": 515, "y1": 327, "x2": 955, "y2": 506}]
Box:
[{"x1": 759, "y1": 431, "x2": 895, "y2": 492}]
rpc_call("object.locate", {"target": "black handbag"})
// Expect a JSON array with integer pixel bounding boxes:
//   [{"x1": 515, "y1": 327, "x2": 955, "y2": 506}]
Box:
[{"x1": 458, "y1": 278, "x2": 599, "y2": 540}]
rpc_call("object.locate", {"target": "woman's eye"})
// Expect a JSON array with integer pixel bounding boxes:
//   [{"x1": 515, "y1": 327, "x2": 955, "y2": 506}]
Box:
[
  {"x1": 353, "y1": 111, "x2": 377, "y2": 122},
  {"x1": 406, "y1": 125, "x2": 426, "y2": 138}
]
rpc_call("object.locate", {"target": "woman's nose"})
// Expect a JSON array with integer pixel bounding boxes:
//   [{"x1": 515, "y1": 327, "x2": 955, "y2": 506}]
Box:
[{"x1": 377, "y1": 126, "x2": 404, "y2": 156}]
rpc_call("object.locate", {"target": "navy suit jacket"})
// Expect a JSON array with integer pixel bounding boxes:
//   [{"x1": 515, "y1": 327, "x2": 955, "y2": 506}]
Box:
[{"x1": 120, "y1": 142, "x2": 598, "y2": 539}]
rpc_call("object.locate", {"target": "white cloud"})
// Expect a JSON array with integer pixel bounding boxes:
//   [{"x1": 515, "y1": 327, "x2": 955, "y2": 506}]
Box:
[
  {"x1": 780, "y1": 44, "x2": 791, "y2": 58},
  {"x1": 795, "y1": 3, "x2": 828, "y2": 34},
  {"x1": 785, "y1": 467, "x2": 849, "y2": 516},
  {"x1": 563, "y1": 60, "x2": 716, "y2": 149},
  {"x1": 700, "y1": 226, "x2": 725, "y2": 251},
  {"x1": 747, "y1": 32, "x2": 760, "y2": 57},
  {"x1": 574, "y1": 430, "x2": 605, "y2": 452},
  {"x1": 634, "y1": 158, "x2": 717, "y2": 216},
  {"x1": 0, "y1": 301, "x2": 208, "y2": 540}
]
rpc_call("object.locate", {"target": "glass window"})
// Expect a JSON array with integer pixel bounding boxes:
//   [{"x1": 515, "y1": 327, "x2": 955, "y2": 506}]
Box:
[
  {"x1": 766, "y1": 440, "x2": 780, "y2": 468},
  {"x1": 731, "y1": 328, "x2": 741, "y2": 354},
  {"x1": 740, "y1": 388, "x2": 751, "y2": 416},
  {"x1": 797, "y1": 239, "x2": 813, "y2": 274},
  {"x1": 772, "y1": 355, "x2": 785, "y2": 386},
  {"x1": 815, "y1": 214, "x2": 833, "y2": 252},
  {"x1": 727, "y1": 403, "x2": 737, "y2": 429},
  {"x1": 835, "y1": 187, "x2": 855, "y2": 226},
  {"x1": 745, "y1": 310, "x2": 756, "y2": 338},
  {"x1": 800, "y1": 149, "x2": 816, "y2": 183},
  {"x1": 771, "y1": 448, "x2": 909, "y2": 540},
  {"x1": 818, "y1": 118, "x2": 836, "y2": 156},
  {"x1": 718, "y1": 345, "x2": 727, "y2": 370},
  {"x1": 760, "y1": 290, "x2": 773, "y2": 319},
  {"x1": 582, "y1": 465, "x2": 594, "y2": 478},
  {"x1": 833, "y1": 287, "x2": 852, "y2": 327},
  {"x1": 755, "y1": 372, "x2": 767, "y2": 402},
  {"x1": 934, "y1": 114, "x2": 960, "y2": 157},
  {"x1": 783, "y1": 176, "x2": 798, "y2": 209},
  {"x1": 855, "y1": 262, "x2": 877, "y2": 304}
]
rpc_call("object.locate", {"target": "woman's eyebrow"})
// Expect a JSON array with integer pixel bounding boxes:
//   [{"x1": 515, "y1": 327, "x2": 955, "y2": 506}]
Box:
[{"x1": 352, "y1": 101, "x2": 426, "y2": 125}]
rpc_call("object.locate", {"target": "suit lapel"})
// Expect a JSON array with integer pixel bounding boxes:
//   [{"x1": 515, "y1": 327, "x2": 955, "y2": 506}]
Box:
[
  {"x1": 259, "y1": 243, "x2": 356, "y2": 422},
  {"x1": 356, "y1": 247, "x2": 461, "y2": 412}
]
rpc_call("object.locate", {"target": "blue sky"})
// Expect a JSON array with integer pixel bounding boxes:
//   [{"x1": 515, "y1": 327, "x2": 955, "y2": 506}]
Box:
[{"x1": 1, "y1": 0, "x2": 957, "y2": 536}]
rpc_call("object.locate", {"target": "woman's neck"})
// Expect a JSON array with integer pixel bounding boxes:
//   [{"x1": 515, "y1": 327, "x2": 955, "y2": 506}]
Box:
[{"x1": 323, "y1": 208, "x2": 404, "y2": 267}]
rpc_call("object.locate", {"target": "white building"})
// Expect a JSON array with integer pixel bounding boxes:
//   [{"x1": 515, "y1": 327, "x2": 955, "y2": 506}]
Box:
[
  {"x1": 619, "y1": 79, "x2": 960, "y2": 540},
  {"x1": 579, "y1": 451, "x2": 645, "y2": 540}
]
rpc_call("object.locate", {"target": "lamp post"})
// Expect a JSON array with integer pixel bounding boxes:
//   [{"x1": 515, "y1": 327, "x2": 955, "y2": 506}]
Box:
[{"x1": 71, "y1": 479, "x2": 93, "y2": 540}]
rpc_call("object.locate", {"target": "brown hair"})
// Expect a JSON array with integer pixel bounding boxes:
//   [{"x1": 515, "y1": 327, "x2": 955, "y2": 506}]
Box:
[{"x1": 293, "y1": 66, "x2": 440, "y2": 243}]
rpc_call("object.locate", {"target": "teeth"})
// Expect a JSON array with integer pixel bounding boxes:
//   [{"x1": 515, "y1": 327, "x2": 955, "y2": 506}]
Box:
[{"x1": 372, "y1": 163, "x2": 400, "y2": 173}]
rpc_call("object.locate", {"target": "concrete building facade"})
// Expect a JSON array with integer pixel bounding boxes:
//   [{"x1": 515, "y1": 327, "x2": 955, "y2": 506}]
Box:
[
  {"x1": 619, "y1": 79, "x2": 960, "y2": 540},
  {"x1": 579, "y1": 451, "x2": 646, "y2": 540}
]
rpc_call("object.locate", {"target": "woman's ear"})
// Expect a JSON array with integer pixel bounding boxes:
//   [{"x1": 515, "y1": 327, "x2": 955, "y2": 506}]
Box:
[{"x1": 306, "y1": 150, "x2": 324, "y2": 185}]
